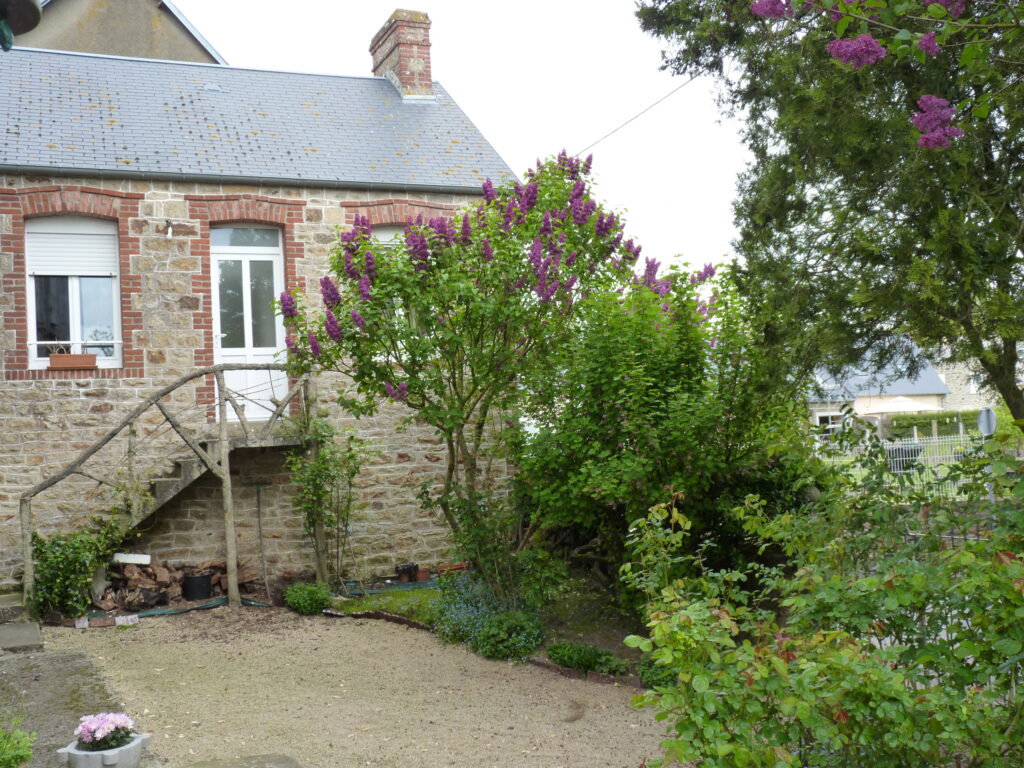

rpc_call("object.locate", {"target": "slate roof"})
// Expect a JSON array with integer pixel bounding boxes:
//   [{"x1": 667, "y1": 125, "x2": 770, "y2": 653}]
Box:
[
  {"x1": 1, "y1": 48, "x2": 514, "y2": 193},
  {"x1": 814, "y1": 363, "x2": 950, "y2": 402}
]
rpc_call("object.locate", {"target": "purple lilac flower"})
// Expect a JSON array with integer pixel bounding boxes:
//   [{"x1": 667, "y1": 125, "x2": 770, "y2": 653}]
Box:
[
  {"x1": 428, "y1": 217, "x2": 455, "y2": 248},
  {"x1": 750, "y1": 0, "x2": 792, "y2": 18},
  {"x1": 405, "y1": 229, "x2": 430, "y2": 271},
  {"x1": 570, "y1": 180, "x2": 586, "y2": 202},
  {"x1": 350, "y1": 309, "x2": 365, "y2": 329},
  {"x1": 319, "y1": 276, "x2": 340, "y2": 308},
  {"x1": 285, "y1": 334, "x2": 299, "y2": 355},
  {"x1": 343, "y1": 252, "x2": 361, "y2": 281},
  {"x1": 364, "y1": 251, "x2": 377, "y2": 281},
  {"x1": 540, "y1": 211, "x2": 553, "y2": 237},
  {"x1": 325, "y1": 309, "x2": 342, "y2": 341},
  {"x1": 571, "y1": 196, "x2": 596, "y2": 226},
  {"x1": 384, "y1": 381, "x2": 408, "y2": 401},
  {"x1": 911, "y1": 94, "x2": 963, "y2": 148},
  {"x1": 690, "y1": 262, "x2": 717, "y2": 286},
  {"x1": 482, "y1": 238, "x2": 493, "y2": 262},
  {"x1": 635, "y1": 257, "x2": 672, "y2": 297},
  {"x1": 917, "y1": 32, "x2": 941, "y2": 57},
  {"x1": 279, "y1": 292, "x2": 298, "y2": 318},
  {"x1": 565, "y1": 251, "x2": 578, "y2": 267},
  {"x1": 307, "y1": 332, "x2": 322, "y2": 358},
  {"x1": 595, "y1": 212, "x2": 617, "y2": 238},
  {"x1": 826, "y1": 34, "x2": 887, "y2": 69},
  {"x1": 623, "y1": 239, "x2": 642, "y2": 263},
  {"x1": 528, "y1": 241, "x2": 547, "y2": 278},
  {"x1": 582, "y1": 154, "x2": 593, "y2": 174},
  {"x1": 502, "y1": 199, "x2": 516, "y2": 231},
  {"x1": 924, "y1": 0, "x2": 966, "y2": 18},
  {"x1": 481, "y1": 178, "x2": 497, "y2": 203},
  {"x1": 564, "y1": 274, "x2": 578, "y2": 292},
  {"x1": 358, "y1": 274, "x2": 372, "y2": 301},
  {"x1": 519, "y1": 183, "x2": 539, "y2": 213},
  {"x1": 460, "y1": 213, "x2": 472, "y2": 245}
]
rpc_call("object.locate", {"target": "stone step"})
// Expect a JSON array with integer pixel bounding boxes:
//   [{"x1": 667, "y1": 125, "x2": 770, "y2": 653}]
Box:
[
  {"x1": 0, "y1": 591, "x2": 25, "y2": 622},
  {"x1": 0, "y1": 620, "x2": 43, "y2": 652}
]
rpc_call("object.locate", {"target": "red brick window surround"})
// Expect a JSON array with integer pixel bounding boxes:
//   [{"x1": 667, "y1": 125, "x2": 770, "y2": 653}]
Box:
[
  {"x1": 342, "y1": 198, "x2": 457, "y2": 228},
  {"x1": 1, "y1": 187, "x2": 144, "y2": 380}
]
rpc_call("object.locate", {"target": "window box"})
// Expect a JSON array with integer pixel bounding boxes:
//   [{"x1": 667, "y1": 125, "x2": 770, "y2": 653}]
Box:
[{"x1": 47, "y1": 353, "x2": 98, "y2": 370}]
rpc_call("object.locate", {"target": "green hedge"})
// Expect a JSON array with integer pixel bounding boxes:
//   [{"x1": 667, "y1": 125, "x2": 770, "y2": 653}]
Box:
[{"x1": 887, "y1": 409, "x2": 980, "y2": 438}]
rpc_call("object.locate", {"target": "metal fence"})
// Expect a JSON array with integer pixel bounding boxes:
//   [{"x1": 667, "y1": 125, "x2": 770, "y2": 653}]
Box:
[{"x1": 817, "y1": 432, "x2": 985, "y2": 499}]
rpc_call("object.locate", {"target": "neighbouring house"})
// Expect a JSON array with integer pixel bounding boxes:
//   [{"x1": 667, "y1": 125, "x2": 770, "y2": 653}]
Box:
[
  {"x1": 0, "y1": 5, "x2": 515, "y2": 598},
  {"x1": 809, "y1": 359, "x2": 997, "y2": 434}
]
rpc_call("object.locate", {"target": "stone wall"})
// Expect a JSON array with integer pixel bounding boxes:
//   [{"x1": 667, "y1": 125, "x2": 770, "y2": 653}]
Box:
[{"x1": 0, "y1": 173, "x2": 480, "y2": 591}]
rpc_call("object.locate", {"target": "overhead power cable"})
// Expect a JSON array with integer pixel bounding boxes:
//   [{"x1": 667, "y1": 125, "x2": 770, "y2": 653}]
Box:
[{"x1": 576, "y1": 74, "x2": 698, "y2": 156}]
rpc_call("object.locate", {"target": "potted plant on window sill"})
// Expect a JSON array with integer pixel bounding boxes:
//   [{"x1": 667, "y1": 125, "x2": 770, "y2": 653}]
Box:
[{"x1": 57, "y1": 713, "x2": 150, "y2": 768}]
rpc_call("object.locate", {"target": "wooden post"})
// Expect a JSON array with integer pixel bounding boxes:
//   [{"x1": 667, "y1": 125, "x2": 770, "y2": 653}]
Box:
[
  {"x1": 931, "y1": 419, "x2": 939, "y2": 439},
  {"x1": 304, "y1": 376, "x2": 329, "y2": 585},
  {"x1": 215, "y1": 371, "x2": 240, "y2": 608},
  {"x1": 20, "y1": 497, "x2": 33, "y2": 609}
]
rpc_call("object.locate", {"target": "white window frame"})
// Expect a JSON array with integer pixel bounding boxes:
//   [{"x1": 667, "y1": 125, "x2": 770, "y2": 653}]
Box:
[{"x1": 25, "y1": 217, "x2": 123, "y2": 370}]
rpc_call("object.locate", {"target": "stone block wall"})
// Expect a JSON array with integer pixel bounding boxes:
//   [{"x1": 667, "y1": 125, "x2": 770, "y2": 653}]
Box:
[{"x1": 0, "y1": 172, "x2": 482, "y2": 591}]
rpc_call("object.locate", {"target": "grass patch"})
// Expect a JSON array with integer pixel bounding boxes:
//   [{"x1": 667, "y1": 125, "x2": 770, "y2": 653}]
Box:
[{"x1": 331, "y1": 587, "x2": 440, "y2": 626}]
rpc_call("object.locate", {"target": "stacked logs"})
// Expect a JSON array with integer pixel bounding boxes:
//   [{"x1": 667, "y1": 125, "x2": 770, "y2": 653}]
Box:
[{"x1": 95, "y1": 559, "x2": 264, "y2": 612}]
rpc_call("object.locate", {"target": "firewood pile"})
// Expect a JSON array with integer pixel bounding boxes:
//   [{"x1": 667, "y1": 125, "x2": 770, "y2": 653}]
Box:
[{"x1": 95, "y1": 559, "x2": 264, "y2": 612}]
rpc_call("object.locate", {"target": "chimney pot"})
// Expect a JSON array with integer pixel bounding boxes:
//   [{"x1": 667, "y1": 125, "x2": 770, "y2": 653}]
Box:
[{"x1": 370, "y1": 9, "x2": 433, "y2": 99}]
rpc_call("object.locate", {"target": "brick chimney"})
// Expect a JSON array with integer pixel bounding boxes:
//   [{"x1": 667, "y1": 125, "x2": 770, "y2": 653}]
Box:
[{"x1": 370, "y1": 10, "x2": 433, "y2": 99}]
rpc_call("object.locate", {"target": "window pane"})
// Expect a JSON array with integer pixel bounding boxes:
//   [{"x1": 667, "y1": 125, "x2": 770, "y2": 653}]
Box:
[
  {"x1": 80, "y1": 277, "x2": 116, "y2": 357},
  {"x1": 211, "y1": 228, "x2": 280, "y2": 248},
  {"x1": 34, "y1": 276, "x2": 70, "y2": 357},
  {"x1": 218, "y1": 260, "x2": 245, "y2": 348},
  {"x1": 249, "y1": 260, "x2": 277, "y2": 348}
]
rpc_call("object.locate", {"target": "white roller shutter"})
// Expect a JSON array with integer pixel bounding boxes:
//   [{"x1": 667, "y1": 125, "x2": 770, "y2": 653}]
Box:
[{"x1": 25, "y1": 217, "x2": 119, "y2": 276}]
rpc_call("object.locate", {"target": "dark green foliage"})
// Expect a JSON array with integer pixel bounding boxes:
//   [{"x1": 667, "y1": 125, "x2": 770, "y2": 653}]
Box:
[
  {"x1": 283, "y1": 581, "x2": 332, "y2": 615},
  {"x1": 546, "y1": 642, "x2": 628, "y2": 676},
  {"x1": 515, "y1": 274, "x2": 814, "y2": 581},
  {"x1": 30, "y1": 517, "x2": 129, "y2": 618},
  {"x1": 470, "y1": 610, "x2": 544, "y2": 663},
  {"x1": 635, "y1": 0, "x2": 1024, "y2": 424},
  {"x1": 285, "y1": 413, "x2": 368, "y2": 588},
  {"x1": 0, "y1": 719, "x2": 34, "y2": 768},
  {"x1": 624, "y1": 440, "x2": 1024, "y2": 766},
  {"x1": 637, "y1": 652, "x2": 677, "y2": 690}
]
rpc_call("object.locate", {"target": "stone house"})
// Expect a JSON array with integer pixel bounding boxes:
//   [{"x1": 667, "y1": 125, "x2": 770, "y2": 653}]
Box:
[{"x1": 0, "y1": 7, "x2": 514, "y2": 598}]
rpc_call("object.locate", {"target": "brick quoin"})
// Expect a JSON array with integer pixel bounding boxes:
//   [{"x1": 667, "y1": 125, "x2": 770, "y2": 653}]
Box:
[{"x1": 2, "y1": 187, "x2": 144, "y2": 380}]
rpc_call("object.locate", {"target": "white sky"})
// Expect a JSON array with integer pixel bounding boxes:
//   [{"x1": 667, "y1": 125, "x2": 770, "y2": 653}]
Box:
[{"x1": 172, "y1": 0, "x2": 750, "y2": 271}]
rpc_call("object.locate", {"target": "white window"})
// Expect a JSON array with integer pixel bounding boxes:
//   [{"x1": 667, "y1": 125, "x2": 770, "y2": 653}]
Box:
[{"x1": 25, "y1": 217, "x2": 122, "y2": 368}]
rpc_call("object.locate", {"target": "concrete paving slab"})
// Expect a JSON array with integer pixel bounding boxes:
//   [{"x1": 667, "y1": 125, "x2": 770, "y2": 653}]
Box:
[
  {"x1": 0, "y1": 650, "x2": 122, "y2": 768},
  {"x1": 0, "y1": 621, "x2": 42, "y2": 652}
]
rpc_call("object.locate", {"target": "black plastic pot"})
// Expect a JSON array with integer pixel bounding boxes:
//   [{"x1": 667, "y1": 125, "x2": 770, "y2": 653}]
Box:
[{"x1": 182, "y1": 573, "x2": 212, "y2": 601}]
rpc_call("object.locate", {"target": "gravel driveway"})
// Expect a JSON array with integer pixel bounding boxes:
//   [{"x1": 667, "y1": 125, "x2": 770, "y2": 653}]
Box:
[{"x1": 44, "y1": 606, "x2": 665, "y2": 768}]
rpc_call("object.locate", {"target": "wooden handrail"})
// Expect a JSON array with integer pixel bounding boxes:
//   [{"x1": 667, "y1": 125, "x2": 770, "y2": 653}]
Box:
[{"x1": 19, "y1": 363, "x2": 289, "y2": 502}]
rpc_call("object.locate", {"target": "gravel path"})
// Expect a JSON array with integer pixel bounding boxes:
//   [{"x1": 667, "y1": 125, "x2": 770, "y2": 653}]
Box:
[{"x1": 44, "y1": 606, "x2": 665, "y2": 768}]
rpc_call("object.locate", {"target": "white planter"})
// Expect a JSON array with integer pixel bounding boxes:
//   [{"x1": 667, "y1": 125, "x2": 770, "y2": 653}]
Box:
[{"x1": 57, "y1": 732, "x2": 151, "y2": 768}]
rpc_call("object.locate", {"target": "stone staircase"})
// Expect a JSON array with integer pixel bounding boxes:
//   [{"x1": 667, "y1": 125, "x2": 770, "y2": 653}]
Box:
[{"x1": 132, "y1": 432, "x2": 301, "y2": 527}]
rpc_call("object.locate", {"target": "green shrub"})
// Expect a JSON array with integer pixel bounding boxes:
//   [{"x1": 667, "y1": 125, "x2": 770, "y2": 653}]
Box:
[
  {"x1": 637, "y1": 652, "x2": 677, "y2": 689},
  {"x1": 0, "y1": 718, "x2": 35, "y2": 768},
  {"x1": 546, "y1": 641, "x2": 628, "y2": 676},
  {"x1": 283, "y1": 581, "x2": 332, "y2": 615},
  {"x1": 432, "y1": 571, "x2": 499, "y2": 644},
  {"x1": 31, "y1": 517, "x2": 129, "y2": 618},
  {"x1": 623, "y1": 445, "x2": 1024, "y2": 767},
  {"x1": 470, "y1": 609, "x2": 544, "y2": 662}
]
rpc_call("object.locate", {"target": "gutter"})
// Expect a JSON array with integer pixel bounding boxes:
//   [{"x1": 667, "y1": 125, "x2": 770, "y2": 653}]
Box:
[{"x1": 0, "y1": 163, "x2": 494, "y2": 197}]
